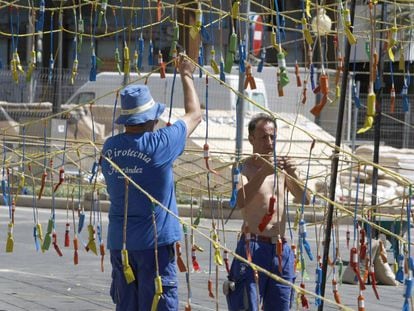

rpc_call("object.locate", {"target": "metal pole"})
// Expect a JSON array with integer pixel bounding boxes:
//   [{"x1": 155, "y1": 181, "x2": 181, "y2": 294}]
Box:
[
  {"x1": 235, "y1": 0, "x2": 249, "y2": 156},
  {"x1": 370, "y1": 2, "x2": 386, "y2": 238},
  {"x1": 346, "y1": 79, "x2": 352, "y2": 143},
  {"x1": 403, "y1": 107, "x2": 411, "y2": 148},
  {"x1": 318, "y1": 0, "x2": 356, "y2": 310},
  {"x1": 56, "y1": 9, "x2": 63, "y2": 114},
  {"x1": 27, "y1": 11, "x2": 35, "y2": 103}
]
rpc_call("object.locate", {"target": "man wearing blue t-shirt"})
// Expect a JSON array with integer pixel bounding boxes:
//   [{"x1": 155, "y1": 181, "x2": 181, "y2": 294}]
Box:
[{"x1": 101, "y1": 55, "x2": 201, "y2": 310}]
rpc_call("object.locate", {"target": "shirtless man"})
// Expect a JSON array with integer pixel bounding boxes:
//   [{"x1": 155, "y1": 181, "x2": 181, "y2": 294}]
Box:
[{"x1": 226, "y1": 113, "x2": 310, "y2": 311}]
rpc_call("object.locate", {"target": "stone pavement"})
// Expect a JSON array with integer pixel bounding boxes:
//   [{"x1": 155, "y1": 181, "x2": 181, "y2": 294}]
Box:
[{"x1": 0, "y1": 206, "x2": 409, "y2": 310}]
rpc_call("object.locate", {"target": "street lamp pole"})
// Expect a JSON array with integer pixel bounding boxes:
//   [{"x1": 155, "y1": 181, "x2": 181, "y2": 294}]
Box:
[
  {"x1": 56, "y1": 8, "x2": 63, "y2": 114},
  {"x1": 235, "y1": 0, "x2": 250, "y2": 157},
  {"x1": 318, "y1": 0, "x2": 356, "y2": 310}
]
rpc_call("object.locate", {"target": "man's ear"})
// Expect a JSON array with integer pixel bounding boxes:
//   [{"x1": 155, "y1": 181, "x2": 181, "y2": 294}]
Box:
[
  {"x1": 248, "y1": 134, "x2": 254, "y2": 145},
  {"x1": 152, "y1": 119, "x2": 159, "y2": 130}
]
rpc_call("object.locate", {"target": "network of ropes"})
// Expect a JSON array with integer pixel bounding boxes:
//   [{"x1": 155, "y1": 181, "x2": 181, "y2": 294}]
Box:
[{"x1": 1, "y1": 0, "x2": 414, "y2": 310}]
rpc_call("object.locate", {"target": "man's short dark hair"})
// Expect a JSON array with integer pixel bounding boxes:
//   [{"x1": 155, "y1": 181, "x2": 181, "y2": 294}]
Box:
[{"x1": 248, "y1": 113, "x2": 277, "y2": 136}]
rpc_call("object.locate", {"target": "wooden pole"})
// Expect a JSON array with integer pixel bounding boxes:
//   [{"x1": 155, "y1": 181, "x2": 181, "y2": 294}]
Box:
[{"x1": 178, "y1": 1, "x2": 200, "y2": 61}]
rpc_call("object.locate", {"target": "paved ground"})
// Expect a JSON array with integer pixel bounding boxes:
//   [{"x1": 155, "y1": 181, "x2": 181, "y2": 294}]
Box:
[{"x1": 0, "y1": 206, "x2": 409, "y2": 310}]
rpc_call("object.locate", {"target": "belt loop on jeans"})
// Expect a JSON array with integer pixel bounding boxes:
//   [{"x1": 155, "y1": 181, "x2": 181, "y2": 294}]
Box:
[{"x1": 242, "y1": 233, "x2": 283, "y2": 244}]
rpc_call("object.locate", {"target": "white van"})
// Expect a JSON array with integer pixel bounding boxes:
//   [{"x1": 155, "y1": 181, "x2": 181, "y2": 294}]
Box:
[{"x1": 63, "y1": 71, "x2": 269, "y2": 137}]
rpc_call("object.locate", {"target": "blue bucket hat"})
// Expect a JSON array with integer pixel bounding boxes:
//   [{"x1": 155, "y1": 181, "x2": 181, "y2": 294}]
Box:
[{"x1": 115, "y1": 85, "x2": 165, "y2": 125}]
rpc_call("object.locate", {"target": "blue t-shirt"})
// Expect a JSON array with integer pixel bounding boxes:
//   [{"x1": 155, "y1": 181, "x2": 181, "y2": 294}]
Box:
[{"x1": 101, "y1": 120, "x2": 187, "y2": 251}]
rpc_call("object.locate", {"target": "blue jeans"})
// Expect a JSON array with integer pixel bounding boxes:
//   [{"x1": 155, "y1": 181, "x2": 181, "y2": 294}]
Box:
[
  {"x1": 226, "y1": 236, "x2": 295, "y2": 311},
  {"x1": 110, "y1": 244, "x2": 178, "y2": 311}
]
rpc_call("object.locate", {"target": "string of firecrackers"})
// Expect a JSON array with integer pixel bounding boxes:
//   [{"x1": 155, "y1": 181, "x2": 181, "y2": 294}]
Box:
[
  {"x1": 63, "y1": 16, "x2": 170, "y2": 39},
  {"x1": 308, "y1": 4, "x2": 334, "y2": 116},
  {"x1": 2, "y1": 0, "x2": 413, "y2": 39},
  {"x1": 173, "y1": 171, "x2": 224, "y2": 194},
  {"x1": 0, "y1": 0, "x2": 231, "y2": 21},
  {"x1": 0, "y1": 161, "x2": 105, "y2": 206},
  {"x1": 0, "y1": 2, "x2": 227, "y2": 38},
  {"x1": 1, "y1": 16, "x2": 413, "y2": 48},
  {"x1": 92, "y1": 130, "x2": 412, "y2": 248},
  {"x1": 0, "y1": 132, "x2": 410, "y2": 292},
  {"x1": 3, "y1": 0, "x2": 414, "y2": 76},
  {"x1": 0, "y1": 57, "x2": 410, "y2": 182},
  {"x1": 173, "y1": 162, "x2": 233, "y2": 194},
  {"x1": 0, "y1": 139, "x2": 107, "y2": 196},
  {"x1": 10, "y1": 135, "x2": 407, "y2": 218},
  {"x1": 173, "y1": 152, "x2": 233, "y2": 176},
  {"x1": 0, "y1": 0, "x2": 173, "y2": 12},
  {"x1": 189, "y1": 55, "x2": 413, "y2": 187},
  {"x1": 355, "y1": 4, "x2": 412, "y2": 123},
  {"x1": 1, "y1": 52, "x2": 412, "y2": 195},
  {"x1": 334, "y1": 147, "x2": 412, "y2": 188},
  {"x1": 333, "y1": 12, "x2": 343, "y2": 101},
  {"x1": 0, "y1": 63, "x2": 175, "y2": 135},
  {"x1": 0, "y1": 1, "x2": 381, "y2": 40},
  {"x1": 277, "y1": 112, "x2": 414, "y2": 188},
  {"x1": 0, "y1": 5, "x2": 204, "y2": 80},
  {"x1": 0, "y1": 140, "x2": 101, "y2": 255},
  {"x1": 182, "y1": 147, "x2": 334, "y2": 163},
  {"x1": 183, "y1": 61, "x2": 324, "y2": 159},
  {"x1": 254, "y1": 154, "x2": 413, "y2": 246},
  {"x1": 102, "y1": 144, "x2": 408, "y2": 310},
  {"x1": 346, "y1": 203, "x2": 410, "y2": 224},
  {"x1": 2, "y1": 131, "x2": 102, "y2": 151},
  {"x1": 0, "y1": 84, "x2": 409, "y2": 197},
  {"x1": 0, "y1": 146, "x2": 66, "y2": 179},
  {"x1": 5, "y1": 145, "x2": 408, "y2": 238},
  {"x1": 3, "y1": 136, "x2": 405, "y2": 216},
  {"x1": 387, "y1": 2, "x2": 399, "y2": 111},
  {"x1": 96, "y1": 146, "x2": 353, "y2": 311},
  {"x1": 174, "y1": 147, "x2": 342, "y2": 197},
  {"x1": 352, "y1": 99, "x2": 414, "y2": 131},
  {"x1": 250, "y1": 1, "x2": 412, "y2": 45},
  {"x1": 0, "y1": 133, "x2": 97, "y2": 171},
  {"x1": 2, "y1": 117, "x2": 225, "y2": 200},
  {"x1": 0, "y1": 163, "x2": 106, "y2": 259},
  {"x1": 357, "y1": 2, "x2": 375, "y2": 134},
  {"x1": 171, "y1": 152, "x2": 403, "y2": 202},
  {"x1": 1, "y1": 0, "x2": 412, "y2": 16},
  {"x1": 176, "y1": 56, "x2": 276, "y2": 164}
]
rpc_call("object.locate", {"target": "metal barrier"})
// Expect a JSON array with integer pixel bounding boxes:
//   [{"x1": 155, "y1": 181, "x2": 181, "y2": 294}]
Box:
[{"x1": 0, "y1": 67, "x2": 89, "y2": 105}]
